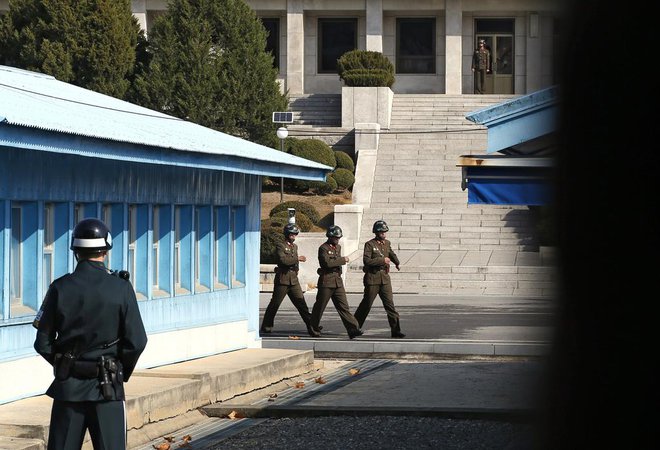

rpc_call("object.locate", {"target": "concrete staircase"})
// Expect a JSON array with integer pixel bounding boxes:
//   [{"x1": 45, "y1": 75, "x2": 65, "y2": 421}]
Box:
[
  {"x1": 343, "y1": 94, "x2": 557, "y2": 297},
  {"x1": 289, "y1": 94, "x2": 341, "y2": 127}
]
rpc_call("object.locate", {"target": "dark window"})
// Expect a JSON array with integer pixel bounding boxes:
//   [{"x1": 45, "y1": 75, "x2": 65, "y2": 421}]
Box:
[
  {"x1": 475, "y1": 19, "x2": 514, "y2": 34},
  {"x1": 318, "y1": 18, "x2": 357, "y2": 73},
  {"x1": 261, "y1": 18, "x2": 280, "y2": 70},
  {"x1": 396, "y1": 18, "x2": 436, "y2": 74}
]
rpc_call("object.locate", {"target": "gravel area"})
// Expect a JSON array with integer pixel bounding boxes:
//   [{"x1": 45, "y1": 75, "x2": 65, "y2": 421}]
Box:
[{"x1": 210, "y1": 416, "x2": 537, "y2": 449}]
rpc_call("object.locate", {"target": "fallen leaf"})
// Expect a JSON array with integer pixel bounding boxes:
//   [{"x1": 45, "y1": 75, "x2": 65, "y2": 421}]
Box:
[
  {"x1": 153, "y1": 443, "x2": 170, "y2": 450},
  {"x1": 227, "y1": 410, "x2": 245, "y2": 419},
  {"x1": 177, "y1": 443, "x2": 191, "y2": 449},
  {"x1": 288, "y1": 335, "x2": 300, "y2": 340},
  {"x1": 348, "y1": 368, "x2": 360, "y2": 376},
  {"x1": 182, "y1": 435, "x2": 192, "y2": 442},
  {"x1": 315, "y1": 376, "x2": 326, "y2": 384},
  {"x1": 164, "y1": 436, "x2": 175, "y2": 442},
  {"x1": 269, "y1": 393, "x2": 278, "y2": 398},
  {"x1": 294, "y1": 381, "x2": 305, "y2": 388}
]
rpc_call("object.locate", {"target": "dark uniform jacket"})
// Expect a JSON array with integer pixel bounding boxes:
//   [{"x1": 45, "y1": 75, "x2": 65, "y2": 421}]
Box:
[
  {"x1": 363, "y1": 238, "x2": 400, "y2": 285},
  {"x1": 317, "y1": 242, "x2": 346, "y2": 288},
  {"x1": 34, "y1": 259, "x2": 148, "y2": 402},
  {"x1": 274, "y1": 241, "x2": 301, "y2": 286},
  {"x1": 472, "y1": 47, "x2": 491, "y2": 70}
]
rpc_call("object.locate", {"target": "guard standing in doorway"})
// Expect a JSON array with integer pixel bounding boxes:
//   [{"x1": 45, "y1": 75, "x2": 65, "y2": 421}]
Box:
[
  {"x1": 354, "y1": 220, "x2": 405, "y2": 338},
  {"x1": 33, "y1": 218, "x2": 148, "y2": 450},
  {"x1": 472, "y1": 39, "x2": 491, "y2": 94},
  {"x1": 260, "y1": 223, "x2": 318, "y2": 337},
  {"x1": 310, "y1": 225, "x2": 362, "y2": 339}
]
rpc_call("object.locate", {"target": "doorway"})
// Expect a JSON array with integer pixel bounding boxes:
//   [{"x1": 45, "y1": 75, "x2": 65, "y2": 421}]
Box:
[{"x1": 475, "y1": 19, "x2": 514, "y2": 94}]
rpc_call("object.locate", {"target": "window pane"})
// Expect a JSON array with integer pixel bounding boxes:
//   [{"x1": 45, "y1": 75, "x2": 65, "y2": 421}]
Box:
[
  {"x1": 318, "y1": 19, "x2": 357, "y2": 73},
  {"x1": 214, "y1": 206, "x2": 229, "y2": 289},
  {"x1": 231, "y1": 206, "x2": 246, "y2": 287},
  {"x1": 10, "y1": 202, "x2": 38, "y2": 318},
  {"x1": 43, "y1": 203, "x2": 54, "y2": 293},
  {"x1": 397, "y1": 18, "x2": 435, "y2": 74}
]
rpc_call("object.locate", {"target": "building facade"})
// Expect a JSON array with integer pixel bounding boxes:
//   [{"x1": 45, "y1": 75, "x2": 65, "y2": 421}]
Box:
[
  {"x1": 0, "y1": 65, "x2": 329, "y2": 404},
  {"x1": 0, "y1": 1, "x2": 567, "y2": 96},
  {"x1": 125, "y1": 0, "x2": 567, "y2": 96}
]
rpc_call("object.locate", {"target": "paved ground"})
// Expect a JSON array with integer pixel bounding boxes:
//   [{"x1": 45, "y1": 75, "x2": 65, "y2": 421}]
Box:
[{"x1": 258, "y1": 292, "x2": 555, "y2": 357}]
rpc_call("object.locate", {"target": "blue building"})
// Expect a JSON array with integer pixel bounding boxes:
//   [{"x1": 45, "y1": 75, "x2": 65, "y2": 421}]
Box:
[
  {"x1": 0, "y1": 65, "x2": 331, "y2": 404},
  {"x1": 457, "y1": 85, "x2": 558, "y2": 205}
]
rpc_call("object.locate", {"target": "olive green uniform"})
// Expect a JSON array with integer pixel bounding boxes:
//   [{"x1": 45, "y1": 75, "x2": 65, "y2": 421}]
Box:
[
  {"x1": 354, "y1": 238, "x2": 402, "y2": 334},
  {"x1": 310, "y1": 241, "x2": 361, "y2": 336},
  {"x1": 472, "y1": 46, "x2": 491, "y2": 94},
  {"x1": 261, "y1": 241, "x2": 312, "y2": 331}
]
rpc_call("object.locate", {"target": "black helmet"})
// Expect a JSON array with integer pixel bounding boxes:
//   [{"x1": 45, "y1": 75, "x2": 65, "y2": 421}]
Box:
[
  {"x1": 326, "y1": 225, "x2": 343, "y2": 238},
  {"x1": 283, "y1": 223, "x2": 300, "y2": 236},
  {"x1": 373, "y1": 220, "x2": 389, "y2": 233},
  {"x1": 70, "y1": 218, "x2": 112, "y2": 252}
]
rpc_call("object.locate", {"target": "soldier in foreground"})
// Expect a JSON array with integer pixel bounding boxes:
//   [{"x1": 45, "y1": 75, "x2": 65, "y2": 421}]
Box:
[
  {"x1": 33, "y1": 218, "x2": 148, "y2": 450},
  {"x1": 310, "y1": 225, "x2": 362, "y2": 339},
  {"x1": 260, "y1": 223, "x2": 318, "y2": 337},
  {"x1": 354, "y1": 220, "x2": 405, "y2": 338}
]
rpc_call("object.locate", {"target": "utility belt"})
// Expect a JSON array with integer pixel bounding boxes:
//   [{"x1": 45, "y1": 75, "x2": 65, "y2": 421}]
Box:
[
  {"x1": 53, "y1": 338, "x2": 122, "y2": 400},
  {"x1": 54, "y1": 353, "x2": 122, "y2": 400},
  {"x1": 275, "y1": 265, "x2": 298, "y2": 274},
  {"x1": 317, "y1": 267, "x2": 342, "y2": 275},
  {"x1": 363, "y1": 265, "x2": 389, "y2": 274}
]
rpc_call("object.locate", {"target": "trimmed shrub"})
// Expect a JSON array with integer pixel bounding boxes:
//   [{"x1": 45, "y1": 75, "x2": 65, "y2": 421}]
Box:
[
  {"x1": 332, "y1": 168, "x2": 355, "y2": 191},
  {"x1": 334, "y1": 151, "x2": 355, "y2": 172},
  {"x1": 337, "y1": 50, "x2": 395, "y2": 88},
  {"x1": 312, "y1": 176, "x2": 337, "y2": 195},
  {"x1": 270, "y1": 211, "x2": 313, "y2": 232},
  {"x1": 260, "y1": 227, "x2": 284, "y2": 263},
  {"x1": 289, "y1": 139, "x2": 336, "y2": 168},
  {"x1": 269, "y1": 201, "x2": 321, "y2": 225}
]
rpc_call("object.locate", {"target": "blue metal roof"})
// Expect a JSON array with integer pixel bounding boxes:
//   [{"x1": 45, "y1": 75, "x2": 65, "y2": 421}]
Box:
[
  {"x1": 0, "y1": 65, "x2": 331, "y2": 180},
  {"x1": 465, "y1": 85, "x2": 560, "y2": 154}
]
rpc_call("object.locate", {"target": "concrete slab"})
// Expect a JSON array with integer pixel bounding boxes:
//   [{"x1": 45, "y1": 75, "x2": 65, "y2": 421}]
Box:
[{"x1": 0, "y1": 348, "x2": 317, "y2": 449}]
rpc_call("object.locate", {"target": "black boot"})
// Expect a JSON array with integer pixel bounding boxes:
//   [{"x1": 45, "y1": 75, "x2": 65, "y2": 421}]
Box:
[{"x1": 391, "y1": 331, "x2": 406, "y2": 338}]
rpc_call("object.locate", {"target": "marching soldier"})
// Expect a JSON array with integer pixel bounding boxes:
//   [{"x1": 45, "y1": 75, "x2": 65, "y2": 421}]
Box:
[
  {"x1": 354, "y1": 220, "x2": 405, "y2": 338},
  {"x1": 260, "y1": 223, "x2": 318, "y2": 337},
  {"x1": 33, "y1": 218, "x2": 148, "y2": 450},
  {"x1": 310, "y1": 225, "x2": 362, "y2": 339}
]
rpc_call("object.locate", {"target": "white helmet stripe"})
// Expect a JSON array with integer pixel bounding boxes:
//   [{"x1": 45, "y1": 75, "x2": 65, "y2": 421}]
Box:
[{"x1": 72, "y1": 237, "x2": 107, "y2": 248}]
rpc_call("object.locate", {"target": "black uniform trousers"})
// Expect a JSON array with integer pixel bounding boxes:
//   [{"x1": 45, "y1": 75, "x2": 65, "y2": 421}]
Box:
[
  {"x1": 355, "y1": 282, "x2": 401, "y2": 333},
  {"x1": 261, "y1": 283, "x2": 312, "y2": 329},
  {"x1": 48, "y1": 399, "x2": 125, "y2": 450},
  {"x1": 311, "y1": 286, "x2": 360, "y2": 334}
]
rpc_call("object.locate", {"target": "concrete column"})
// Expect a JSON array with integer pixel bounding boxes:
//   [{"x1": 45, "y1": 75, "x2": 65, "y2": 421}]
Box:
[
  {"x1": 352, "y1": 123, "x2": 380, "y2": 207},
  {"x1": 366, "y1": 0, "x2": 383, "y2": 52},
  {"x1": 444, "y1": 0, "x2": 462, "y2": 94},
  {"x1": 131, "y1": 0, "x2": 147, "y2": 32},
  {"x1": 334, "y1": 204, "x2": 364, "y2": 258},
  {"x1": 286, "y1": 0, "x2": 304, "y2": 96},
  {"x1": 525, "y1": 13, "x2": 542, "y2": 93}
]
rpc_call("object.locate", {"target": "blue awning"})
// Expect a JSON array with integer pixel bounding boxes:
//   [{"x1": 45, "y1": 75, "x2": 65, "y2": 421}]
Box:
[{"x1": 458, "y1": 156, "x2": 554, "y2": 206}]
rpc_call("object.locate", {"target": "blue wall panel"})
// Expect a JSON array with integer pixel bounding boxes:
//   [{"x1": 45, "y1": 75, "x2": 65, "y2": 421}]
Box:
[{"x1": 1, "y1": 146, "x2": 263, "y2": 366}]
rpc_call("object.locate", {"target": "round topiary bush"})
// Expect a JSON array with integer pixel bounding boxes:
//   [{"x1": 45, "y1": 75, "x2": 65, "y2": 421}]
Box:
[
  {"x1": 269, "y1": 201, "x2": 321, "y2": 225},
  {"x1": 312, "y1": 176, "x2": 337, "y2": 195},
  {"x1": 337, "y1": 50, "x2": 395, "y2": 87},
  {"x1": 260, "y1": 227, "x2": 284, "y2": 263},
  {"x1": 332, "y1": 168, "x2": 355, "y2": 191},
  {"x1": 270, "y1": 211, "x2": 313, "y2": 232},
  {"x1": 334, "y1": 151, "x2": 355, "y2": 172},
  {"x1": 289, "y1": 139, "x2": 336, "y2": 168}
]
